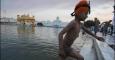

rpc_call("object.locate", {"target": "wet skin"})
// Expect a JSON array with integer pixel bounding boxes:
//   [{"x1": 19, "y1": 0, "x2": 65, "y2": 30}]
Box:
[
  {"x1": 59, "y1": 19, "x2": 84, "y2": 60},
  {"x1": 63, "y1": 20, "x2": 80, "y2": 48},
  {"x1": 58, "y1": 18, "x2": 104, "y2": 60}
]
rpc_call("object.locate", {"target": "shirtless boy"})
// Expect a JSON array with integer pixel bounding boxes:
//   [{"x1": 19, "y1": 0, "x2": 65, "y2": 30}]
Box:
[{"x1": 58, "y1": 0, "x2": 104, "y2": 60}]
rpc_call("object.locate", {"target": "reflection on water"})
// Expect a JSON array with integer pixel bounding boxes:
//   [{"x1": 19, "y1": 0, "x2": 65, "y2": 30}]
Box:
[
  {"x1": 1, "y1": 24, "x2": 62, "y2": 60},
  {"x1": 17, "y1": 24, "x2": 35, "y2": 34},
  {"x1": 1, "y1": 24, "x2": 84, "y2": 60}
]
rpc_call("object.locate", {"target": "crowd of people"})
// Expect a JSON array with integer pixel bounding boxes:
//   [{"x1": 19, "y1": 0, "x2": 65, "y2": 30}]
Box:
[
  {"x1": 83, "y1": 17, "x2": 114, "y2": 36},
  {"x1": 83, "y1": 17, "x2": 115, "y2": 50}
]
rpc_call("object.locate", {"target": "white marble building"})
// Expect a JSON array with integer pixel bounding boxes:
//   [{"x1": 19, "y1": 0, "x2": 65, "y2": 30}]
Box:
[{"x1": 41, "y1": 16, "x2": 68, "y2": 28}]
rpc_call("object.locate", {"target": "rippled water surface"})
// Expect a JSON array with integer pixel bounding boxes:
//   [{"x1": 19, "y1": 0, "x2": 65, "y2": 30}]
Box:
[
  {"x1": 1, "y1": 24, "x2": 63, "y2": 60},
  {"x1": 1, "y1": 24, "x2": 85, "y2": 60}
]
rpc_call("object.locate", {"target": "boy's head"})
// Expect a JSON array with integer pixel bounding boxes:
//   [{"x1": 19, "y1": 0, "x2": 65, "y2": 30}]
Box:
[{"x1": 72, "y1": 0, "x2": 90, "y2": 21}]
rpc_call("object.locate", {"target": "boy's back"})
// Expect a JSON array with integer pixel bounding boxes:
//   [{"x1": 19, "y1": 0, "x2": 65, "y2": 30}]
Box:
[{"x1": 63, "y1": 20, "x2": 81, "y2": 48}]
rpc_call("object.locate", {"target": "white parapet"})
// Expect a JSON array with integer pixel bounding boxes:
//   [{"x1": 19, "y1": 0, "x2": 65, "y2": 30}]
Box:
[
  {"x1": 80, "y1": 33, "x2": 115, "y2": 60},
  {"x1": 94, "y1": 39, "x2": 115, "y2": 60}
]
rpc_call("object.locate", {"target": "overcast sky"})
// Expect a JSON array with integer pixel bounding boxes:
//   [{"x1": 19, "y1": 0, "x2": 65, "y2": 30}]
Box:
[{"x1": 1, "y1": 0, "x2": 114, "y2": 22}]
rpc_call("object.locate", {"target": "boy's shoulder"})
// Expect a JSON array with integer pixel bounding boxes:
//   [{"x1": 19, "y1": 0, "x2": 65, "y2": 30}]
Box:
[
  {"x1": 65, "y1": 20, "x2": 76, "y2": 28},
  {"x1": 69, "y1": 20, "x2": 76, "y2": 24}
]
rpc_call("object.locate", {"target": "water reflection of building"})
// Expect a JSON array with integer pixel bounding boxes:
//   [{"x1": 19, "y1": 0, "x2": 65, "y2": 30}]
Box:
[
  {"x1": 17, "y1": 24, "x2": 35, "y2": 34},
  {"x1": 17, "y1": 14, "x2": 35, "y2": 27}
]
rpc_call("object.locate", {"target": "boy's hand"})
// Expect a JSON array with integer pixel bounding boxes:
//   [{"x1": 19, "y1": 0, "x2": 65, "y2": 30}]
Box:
[{"x1": 97, "y1": 37, "x2": 105, "y2": 42}]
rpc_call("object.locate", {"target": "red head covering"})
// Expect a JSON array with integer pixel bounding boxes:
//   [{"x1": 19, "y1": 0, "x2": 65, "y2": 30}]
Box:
[{"x1": 74, "y1": 0, "x2": 90, "y2": 16}]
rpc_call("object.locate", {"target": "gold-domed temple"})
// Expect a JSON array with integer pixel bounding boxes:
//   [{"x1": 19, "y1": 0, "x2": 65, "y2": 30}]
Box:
[{"x1": 17, "y1": 14, "x2": 35, "y2": 26}]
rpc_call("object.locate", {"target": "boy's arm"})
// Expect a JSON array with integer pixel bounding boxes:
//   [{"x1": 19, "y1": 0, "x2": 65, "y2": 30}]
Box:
[
  {"x1": 58, "y1": 21, "x2": 74, "y2": 50},
  {"x1": 81, "y1": 23, "x2": 104, "y2": 42}
]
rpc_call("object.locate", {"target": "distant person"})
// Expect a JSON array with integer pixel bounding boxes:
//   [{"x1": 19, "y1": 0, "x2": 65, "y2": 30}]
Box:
[
  {"x1": 100, "y1": 23, "x2": 104, "y2": 33},
  {"x1": 112, "y1": 5, "x2": 115, "y2": 36},
  {"x1": 94, "y1": 18, "x2": 100, "y2": 35},
  {"x1": 107, "y1": 24, "x2": 113, "y2": 35},
  {"x1": 58, "y1": 0, "x2": 104, "y2": 60},
  {"x1": 102, "y1": 20, "x2": 112, "y2": 36}
]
